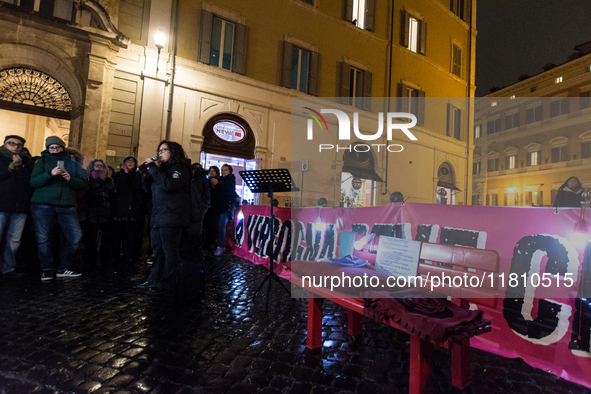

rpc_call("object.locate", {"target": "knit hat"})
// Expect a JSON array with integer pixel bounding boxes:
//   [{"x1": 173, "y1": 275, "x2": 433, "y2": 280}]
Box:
[
  {"x1": 4, "y1": 135, "x2": 25, "y2": 144},
  {"x1": 45, "y1": 136, "x2": 66, "y2": 150},
  {"x1": 123, "y1": 156, "x2": 138, "y2": 166}
]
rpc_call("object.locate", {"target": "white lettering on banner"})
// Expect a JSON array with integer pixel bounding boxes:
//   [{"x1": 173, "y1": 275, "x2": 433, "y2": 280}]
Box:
[{"x1": 213, "y1": 121, "x2": 244, "y2": 142}]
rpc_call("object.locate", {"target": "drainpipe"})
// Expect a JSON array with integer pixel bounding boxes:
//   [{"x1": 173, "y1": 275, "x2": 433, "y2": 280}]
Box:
[
  {"x1": 383, "y1": 0, "x2": 395, "y2": 195},
  {"x1": 165, "y1": 0, "x2": 179, "y2": 140},
  {"x1": 464, "y1": 0, "x2": 474, "y2": 205}
]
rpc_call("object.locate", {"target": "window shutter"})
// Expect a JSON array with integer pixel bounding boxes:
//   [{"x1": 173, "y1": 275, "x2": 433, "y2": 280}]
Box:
[
  {"x1": 39, "y1": 0, "x2": 55, "y2": 18},
  {"x1": 281, "y1": 41, "x2": 294, "y2": 88},
  {"x1": 345, "y1": 0, "x2": 353, "y2": 22},
  {"x1": 401, "y1": 10, "x2": 409, "y2": 47},
  {"x1": 463, "y1": 0, "x2": 469, "y2": 22},
  {"x1": 54, "y1": 0, "x2": 73, "y2": 21},
  {"x1": 365, "y1": 0, "x2": 375, "y2": 31},
  {"x1": 362, "y1": 70, "x2": 372, "y2": 111},
  {"x1": 446, "y1": 104, "x2": 451, "y2": 136},
  {"x1": 232, "y1": 23, "x2": 248, "y2": 74},
  {"x1": 340, "y1": 62, "x2": 351, "y2": 104},
  {"x1": 308, "y1": 51, "x2": 320, "y2": 96},
  {"x1": 417, "y1": 89, "x2": 425, "y2": 126},
  {"x1": 419, "y1": 20, "x2": 426, "y2": 55},
  {"x1": 198, "y1": 10, "x2": 214, "y2": 64},
  {"x1": 398, "y1": 83, "x2": 408, "y2": 112}
]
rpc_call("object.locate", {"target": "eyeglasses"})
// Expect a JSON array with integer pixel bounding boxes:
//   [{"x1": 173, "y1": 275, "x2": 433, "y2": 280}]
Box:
[
  {"x1": 48, "y1": 146, "x2": 63, "y2": 152},
  {"x1": 6, "y1": 141, "x2": 23, "y2": 148},
  {"x1": 124, "y1": 158, "x2": 135, "y2": 163},
  {"x1": 157, "y1": 148, "x2": 170, "y2": 154}
]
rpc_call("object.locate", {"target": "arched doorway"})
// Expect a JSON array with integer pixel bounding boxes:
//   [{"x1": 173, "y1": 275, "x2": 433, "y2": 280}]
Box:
[
  {"x1": 436, "y1": 162, "x2": 461, "y2": 204},
  {"x1": 201, "y1": 114, "x2": 259, "y2": 203}
]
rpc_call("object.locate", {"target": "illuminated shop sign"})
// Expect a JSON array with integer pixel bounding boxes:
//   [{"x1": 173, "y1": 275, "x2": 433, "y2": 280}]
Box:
[{"x1": 213, "y1": 121, "x2": 244, "y2": 142}]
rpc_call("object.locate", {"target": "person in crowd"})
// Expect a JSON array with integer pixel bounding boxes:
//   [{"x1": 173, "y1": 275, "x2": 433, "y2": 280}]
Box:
[
  {"x1": 0, "y1": 135, "x2": 33, "y2": 278},
  {"x1": 113, "y1": 156, "x2": 147, "y2": 264},
  {"x1": 30, "y1": 136, "x2": 87, "y2": 280},
  {"x1": 190, "y1": 163, "x2": 211, "y2": 258},
  {"x1": 83, "y1": 159, "x2": 115, "y2": 265},
  {"x1": 204, "y1": 166, "x2": 220, "y2": 250},
  {"x1": 107, "y1": 165, "x2": 115, "y2": 180},
  {"x1": 554, "y1": 176, "x2": 585, "y2": 208},
  {"x1": 138, "y1": 140, "x2": 191, "y2": 294},
  {"x1": 211, "y1": 164, "x2": 236, "y2": 256}
]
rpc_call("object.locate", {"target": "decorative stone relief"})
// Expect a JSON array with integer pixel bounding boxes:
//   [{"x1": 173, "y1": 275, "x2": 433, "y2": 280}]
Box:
[{"x1": 200, "y1": 97, "x2": 223, "y2": 117}]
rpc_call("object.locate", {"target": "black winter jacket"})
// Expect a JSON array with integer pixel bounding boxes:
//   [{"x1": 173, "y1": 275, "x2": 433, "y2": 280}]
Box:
[
  {"x1": 0, "y1": 146, "x2": 33, "y2": 213},
  {"x1": 190, "y1": 167, "x2": 211, "y2": 222},
  {"x1": 113, "y1": 169, "x2": 147, "y2": 222},
  {"x1": 142, "y1": 160, "x2": 191, "y2": 228},
  {"x1": 554, "y1": 188, "x2": 584, "y2": 208},
  {"x1": 211, "y1": 173, "x2": 236, "y2": 215},
  {"x1": 85, "y1": 177, "x2": 115, "y2": 224}
]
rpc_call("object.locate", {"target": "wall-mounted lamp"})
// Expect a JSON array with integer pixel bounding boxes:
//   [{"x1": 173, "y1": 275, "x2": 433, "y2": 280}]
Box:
[{"x1": 154, "y1": 31, "x2": 167, "y2": 74}]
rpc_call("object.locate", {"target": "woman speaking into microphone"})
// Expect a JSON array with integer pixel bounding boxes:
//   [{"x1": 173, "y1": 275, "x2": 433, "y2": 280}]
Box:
[{"x1": 139, "y1": 140, "x2": 191, "y2": 294}]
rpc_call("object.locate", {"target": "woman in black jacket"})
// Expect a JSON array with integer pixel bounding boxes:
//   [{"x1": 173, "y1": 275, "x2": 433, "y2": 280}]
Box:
[
  {"x1": 554, "y1": 176, "x2": 584, "y2": 208},
  {"x1": 138, "y1": 141, "x2": 191, "y2": 294},
  {"x1": 113, "y1": 156, "x2": 147, "y2": 263},
  {"x1": 211, "y1": 164, "x2": 236, "y2": 256}
]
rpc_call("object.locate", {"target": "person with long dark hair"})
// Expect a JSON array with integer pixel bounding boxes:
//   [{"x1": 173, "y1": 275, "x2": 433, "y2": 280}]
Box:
[
  {"x1": 204, "y1": 166, "x2": 220, "y2": 250},
  {"x1": 138, "y1": 140, "x2": 191, "y2": 294},
  {"x1": 554, "y1": 176, "x2": 584, "y2": 208},
  {"x1": 211, "y1": 164, "x2": 236, "y2": 256}
]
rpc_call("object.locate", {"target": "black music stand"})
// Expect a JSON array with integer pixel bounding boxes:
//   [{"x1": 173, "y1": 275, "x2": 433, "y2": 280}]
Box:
[{"x1": 240, "y1": 169, "x2": 298, "y2": 310}]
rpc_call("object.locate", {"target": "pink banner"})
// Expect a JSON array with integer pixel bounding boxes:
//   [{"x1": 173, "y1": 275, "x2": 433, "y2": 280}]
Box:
[{"x1": 231, "y1": 202, "x2": 591, "y2": 387}]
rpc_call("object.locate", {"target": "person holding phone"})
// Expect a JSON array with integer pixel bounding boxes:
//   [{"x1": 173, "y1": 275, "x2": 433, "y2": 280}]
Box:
[{"x1": 30, "y1": 136, "x2": 88, "y2": 280}]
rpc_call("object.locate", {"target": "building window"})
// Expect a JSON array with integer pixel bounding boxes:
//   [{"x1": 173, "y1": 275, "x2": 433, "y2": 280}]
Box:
[
  {"x1": 397, "y1": 83, "x2": 425, "y2": 126},
  {"x1": 487, "y1": 118, "x2": 500, "y2": 134},
  {"x1": 490, "y1": 194, "x2": 498, "y2": 206},
  {"x1": 447, "y1": 105, "x2": 462, "y2": 140},
  {"x1": 582, "y1": 141, "x2": 591, "y2": 159},
  {"x1": 452, "y1": 44, "x2": 462, "y2": 77},
  {"x1": 526, "y1": 105, "x2": 542, "y2": 124},
  {"x1": 345, "y1": 0, "x2": 375, "y2": 31},
  {"x1": 300, "y1": 0, "x2": 314, "y2": 5},
  {"x1": 510, "y1": 95, "x2": 516, "y2": 99},
  {"x1": 474, "y1": 124, "x2": 481, "y2": 139},
  {"x1": 401, "y1": 11, "x2": 426, "y2": 55},
  {"x1": 555, "y1": 77, "x2": 563, "y2": 84},
  {"x1": 450, "y1": 0, "x2": 466, "y2": 20},
  {"x1": 491, "y1": 101, "x2": 497, "y2": 107},
  {"x1": 527, "y1": 151, "x2": 539, "y2": 166},
  {"x1": 2, "y1": 0, "x2": 73, "y2": 20},
  {"x1": 530, "y1": 86, "x2": 537, "y2": 93},
  {"x1": 550, "y1": 98, "x2": 569, "y2": 117},
  {"x1": 199, "y1": 11, "x2": 248, "y2": 74},
  {"x1": 340, "y1": 63, "x2": 372, "y2": 110},
  {"x1": 472, "y1": 161, "x2": 480, "y2": 175},
  {"x1": 581, "y1": 91, "x2": 591, "y2": 110},
  {"x1": 471, "y1": 195, "x2": 479, "y2": 205},
  {"x1": 281, "y1": 42, "x2": 319, "y2": 95},
  {"x1": 506, "y1": 155, "x2": 516, "y2": 169},
  {"x1": 526, "y1": 191, "x2": 542, "y2": 206},
  {"x1": 505, "y1": 112, "x2": 519, "y2": 129},
  {"x1": 551, "y1": 146, "x2": 568, "y2": 163},
  {"x1": 487, "y1": 158, "x2": 499, "y2": 172}
]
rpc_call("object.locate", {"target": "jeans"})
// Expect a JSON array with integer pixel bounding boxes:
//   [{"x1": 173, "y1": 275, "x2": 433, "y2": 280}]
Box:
[
  {"x1": 31, "y1": 205, "x2": 83, "y2": 273},
  {"x1": 0, "y1": 212, "x2": 27, "y2": 274},
  {"x1": 148, "y1": 227, "x2": 183, "y2": 291},
  {"x1": 217, "y1": 211, "x2": 231, "y2": 248}
]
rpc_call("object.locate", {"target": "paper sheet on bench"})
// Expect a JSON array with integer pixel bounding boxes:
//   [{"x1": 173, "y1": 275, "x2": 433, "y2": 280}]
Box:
[
  {"x1": 375, "y1": 236, "x2": 421, "y2": 283},
  {"x1": 338, "y1": 231, "x2": 356, "y2": 258}
]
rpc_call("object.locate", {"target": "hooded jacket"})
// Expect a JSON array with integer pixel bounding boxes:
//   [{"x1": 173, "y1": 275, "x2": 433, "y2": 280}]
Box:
[
  {"x1": 190, "y1": 166, "x2": 211, "y2": 223},
  {"x1": 142, "y1": 160, "x2": 191, "y2": 228},
  {"x1": 30, "y1": 150, "x2": 88, "y2": 207},
  {"x1": 0, "y1": 145, "x2": 33, "y2": 213}
]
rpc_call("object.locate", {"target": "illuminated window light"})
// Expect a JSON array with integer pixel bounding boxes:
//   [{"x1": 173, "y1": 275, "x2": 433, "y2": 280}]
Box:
[
  {"x1": 555, "y1": 77, "x2": 563, "y2": 84},
  {"x1": 510, "y1": 95, "x2": 515, "y2": 99},
  {"x1": 491, "y1": 101, "x2": 497, "y2": 107}
]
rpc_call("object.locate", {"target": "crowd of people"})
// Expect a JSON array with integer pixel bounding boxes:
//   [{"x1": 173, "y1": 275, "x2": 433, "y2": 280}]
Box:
[{"x1": 0, "y1": 135, "x2": 238, "y2": 295}]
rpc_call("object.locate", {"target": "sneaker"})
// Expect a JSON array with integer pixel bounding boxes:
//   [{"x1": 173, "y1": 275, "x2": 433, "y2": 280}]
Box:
[
  {"x1": 41, "y1": 271, "x2": 53, "y2": 281},
  {"x1": 137, "y1": 281, "x2": 152, "y2": 289},
  {"x1": 146, "y1": 255, "x2": 154, "y2": 265},
  {"x1": 214, "y1": 246, "x2": 225, "y2": 256},
  {"x1": 56, "y1": 270, "x2": 82, "y2": 278}
]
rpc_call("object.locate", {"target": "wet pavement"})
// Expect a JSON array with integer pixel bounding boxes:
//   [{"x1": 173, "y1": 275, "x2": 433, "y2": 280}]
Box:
[{"x1": 1, "y1": 251, "x2": 590, "y2": 394}]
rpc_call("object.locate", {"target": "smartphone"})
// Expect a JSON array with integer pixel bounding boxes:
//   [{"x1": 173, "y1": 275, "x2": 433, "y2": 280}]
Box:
[{"x1": 57, "y1": 160, "x2": 64, "y2": 169}]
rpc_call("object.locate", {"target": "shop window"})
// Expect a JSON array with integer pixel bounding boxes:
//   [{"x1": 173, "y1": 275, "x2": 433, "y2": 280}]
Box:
[
  {"x1": 199, "y1": 11, "x2": 248, "y2": 74},
  {"x1": 340, "y1": 63, "x2": 372, "y2": 110},
  {"x1": 452, "y1": 44, "x2": 462, "y2": 77},
  {"x1": 551, "y1": 146, "x2": 568, "y2": 163},
  {"x1": 487, "y1": 118, "x2": 500, "y2": 134},
  {"x1": 447, "y1": 105, "x2": 462, "y2": 140},
  {"x1": 345, "y1": 0, "x2": 376, "y2": 31},
  {"x1": 398, "y1": 83, "x2": 425, "y2": 126},
  {"x1": 281, "y1": 42, "x2": 319, "y2": 95},
  {"x1": 505, "y1": 112, "x2": 519, "y2": 129},
  {"x1": 401, "y1": 11, "x2": 426, "y2": 55}
]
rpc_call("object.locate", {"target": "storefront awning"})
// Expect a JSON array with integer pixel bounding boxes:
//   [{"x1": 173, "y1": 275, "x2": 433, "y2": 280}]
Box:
[{"x1": 342, "y1": 166, "x2": 384, "y2": 182}]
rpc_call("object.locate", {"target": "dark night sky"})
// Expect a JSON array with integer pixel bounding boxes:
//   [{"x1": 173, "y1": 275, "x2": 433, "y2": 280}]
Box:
[{"x1": 475, "y1": 1, "x2": 591, "y2": 97}]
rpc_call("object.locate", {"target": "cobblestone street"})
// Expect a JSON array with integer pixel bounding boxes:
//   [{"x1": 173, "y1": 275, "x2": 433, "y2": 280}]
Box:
[{"x1": 0, "y1": 252, "x2": 590, "y2": 394}]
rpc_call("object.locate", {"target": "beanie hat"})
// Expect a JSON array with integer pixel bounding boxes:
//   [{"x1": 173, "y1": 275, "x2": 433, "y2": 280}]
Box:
[
  {"x1": 123, "y1": 156, "x2": 138, "y2": 166},
  {"x1": 4, "y1": 135, "x2": 25, "y2": 144},
  {"x1": 45, "y1": 136, "x2": 66, "y2": 150}
]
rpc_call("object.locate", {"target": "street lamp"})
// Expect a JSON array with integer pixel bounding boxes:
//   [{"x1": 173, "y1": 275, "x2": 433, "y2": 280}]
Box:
[{"x1": 154, "y1": 31, "x2": 166, "y2": 74}]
